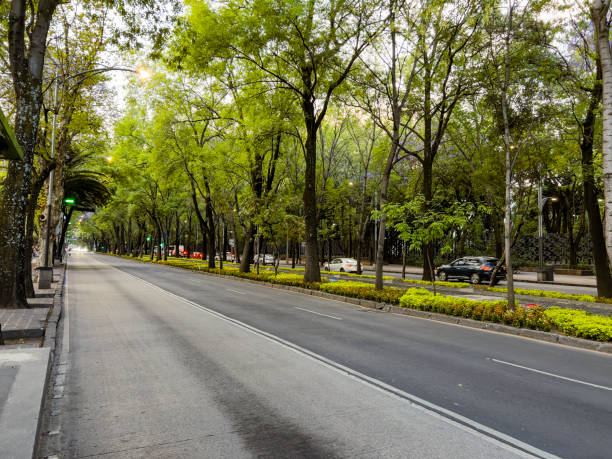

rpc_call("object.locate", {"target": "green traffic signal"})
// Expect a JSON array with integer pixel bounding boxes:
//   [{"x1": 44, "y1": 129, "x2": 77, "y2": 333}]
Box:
[{"x1": 63, "y1": 197, "x2": 75, "y2": 205}]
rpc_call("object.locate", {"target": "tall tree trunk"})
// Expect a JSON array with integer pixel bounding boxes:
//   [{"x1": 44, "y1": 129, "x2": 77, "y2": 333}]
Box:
[
  {"x1": 204, "y1": 193, "x2": 216, "y2": 269},
  {"x1": 174, "y1": 213, "x2": 180, "y2": 257},
  {"x1": 240, "y1": 224, "x2": 254, "y2": 273},
  {"x1": 376, "y1": 14, "x2": 400, "y2": 290},
  {"x1": 592, "y1": 0, "x2": 612, "y2": 266},
  {"x1": 421, "y1": 157, "x2": 435, "y2": 282},
  {"x1": 24, "y1": 178, "x2": 45, "y2": 298},
  {"x1": 500, "y1": 4, "x2": 516, "y2": 309},
  {"x1": 421, "y1": 52, "x2": 435, "y2": 282},
  {"x1": 375, "y1": 145, "x2": 396, "y2": 290},
  {"x1": 302, "y1": 108, "x2": 321, "y2": 282},
  {"x1": 581, "y1": 56, "x2": 612, "y2": 297}
]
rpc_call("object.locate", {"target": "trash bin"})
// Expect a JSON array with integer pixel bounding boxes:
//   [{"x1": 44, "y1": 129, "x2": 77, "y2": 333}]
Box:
[{"x1": 537, "y1": 265, "x2": 554, "y2": 282}]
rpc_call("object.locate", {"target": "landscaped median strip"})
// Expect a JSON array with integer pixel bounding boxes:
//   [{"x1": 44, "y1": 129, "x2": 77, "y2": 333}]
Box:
[
  {"x1": 108, "y1": 254, "x2": 612, "y2": 348},
  {"x1": 474, "y1": 284, "x2": 612, "y2": 304}
]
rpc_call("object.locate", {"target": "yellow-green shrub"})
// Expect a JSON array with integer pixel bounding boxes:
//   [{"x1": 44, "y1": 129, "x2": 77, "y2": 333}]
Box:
[
  {"x1": 399, "y1": 289, "x2": 551, "y2": 331},
  {"x1": 319, "y1": 281, "x2": 405, "y2": 304},
  {"x1": 544, "y1": 308, "x2": 612, "y2": 342},
  {"x1": 475, "y1": 285, "x2": 612, "y2": 304}
]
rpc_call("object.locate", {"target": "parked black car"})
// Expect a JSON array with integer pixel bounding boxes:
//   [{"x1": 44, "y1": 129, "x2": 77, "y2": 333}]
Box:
[{"x1": 436, "y1": 257, "x2": 506, "y2": 285}]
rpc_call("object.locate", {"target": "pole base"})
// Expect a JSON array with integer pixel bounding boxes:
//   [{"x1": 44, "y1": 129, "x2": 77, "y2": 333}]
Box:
[
  {"x1": 537, "y1": 267, "x2": 554, "y2": 282},
  {"x1": 37, "y1": 266, "x2": 54, "y2": 289}
]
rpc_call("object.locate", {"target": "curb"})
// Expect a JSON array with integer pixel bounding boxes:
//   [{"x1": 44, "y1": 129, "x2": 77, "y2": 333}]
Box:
[
  {"x1": 514, "y1": 278, "x2": 596, "y2": 288},
  {"x1": 34, "y1": 262, "x2": 67, "y2": 457},
  {"x1": 109, "y1": 256, "x2": 612, "y2": 355},
  {"x1": 43, "y1": 263, "x2": 66, "y2": 351}
]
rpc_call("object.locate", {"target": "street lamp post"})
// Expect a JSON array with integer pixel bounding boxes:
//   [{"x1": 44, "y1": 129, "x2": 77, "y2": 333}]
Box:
[
  {"x1": 537, "y1": 180, "x2": 558, "y2": 281},
  {"x1": 37, "y1": 79, "x2": 59, "y2": 289}
]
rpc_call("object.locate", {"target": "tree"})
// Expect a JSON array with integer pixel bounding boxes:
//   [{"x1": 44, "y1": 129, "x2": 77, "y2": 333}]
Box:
[
  {"x1": 177, "y1": 0, "x2": 383, "y2": 282},
  {"x1": 0, "y1": 0, "x2": 61, "y2": 307},
  {"x1": 386, "y1": 196, "x2": 482, "y2": 294}
]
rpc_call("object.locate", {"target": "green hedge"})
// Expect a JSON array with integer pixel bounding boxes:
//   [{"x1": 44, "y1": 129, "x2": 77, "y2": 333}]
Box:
[
  {"x1": 319, "y1": 281, "x2": 405, "y2": 304},
  {"x1": 399, "y1": 288, "x2": 552, "y2": 331},
  {"x1": 475, "y1": 285, "x2": 612, "y2": 304},
  {"x1": 544, "y1": 308, "x2": 612, "y2": 342}
]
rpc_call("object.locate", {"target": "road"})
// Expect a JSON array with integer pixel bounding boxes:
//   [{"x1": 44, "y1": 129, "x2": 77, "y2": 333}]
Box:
[{"x1": 46, "y1": 253, "x2": 612, "y2": 458}]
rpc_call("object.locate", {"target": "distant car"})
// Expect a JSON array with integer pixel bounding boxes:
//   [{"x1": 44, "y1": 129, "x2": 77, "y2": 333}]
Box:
[
  {"x1": 436, "y1": 257, "x2": 506, "y2": 285},
  {"x1": 324, "y1": 257, "x2": 363, "y2": 273},
  {"x1": 254, "y1": 254, "x2": 275, "y2": 265}
]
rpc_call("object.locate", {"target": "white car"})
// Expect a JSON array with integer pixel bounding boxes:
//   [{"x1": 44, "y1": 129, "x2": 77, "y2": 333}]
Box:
[
  {"x1": 254, "y1": 254, "x2": 275, "y2": 265},
  {"x1": 324, "y1": 257, "x2": 363, "y2": 273}
]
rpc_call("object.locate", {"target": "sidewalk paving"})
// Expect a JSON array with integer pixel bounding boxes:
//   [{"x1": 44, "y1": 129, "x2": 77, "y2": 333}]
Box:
[{"x1": 0, "y1": 263, "x2": 65, "y2": 459}]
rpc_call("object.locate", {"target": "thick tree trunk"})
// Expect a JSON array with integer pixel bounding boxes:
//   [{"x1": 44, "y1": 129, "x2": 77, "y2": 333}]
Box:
[
  {"x1": 421, "y1": 157, "x2": 435, "y2": 282},
  {"x1": 205, "y1": 202, "x2": 215, "y2": 269},
  {"x1": 0, "y1": 99, "x2": 37, "y2": 308},
  {"x1": 375, "y1": 142, "x2": 397, "y2": 290},
  {"x1": 240, "y1": 224, "x2": 254, "y2": 273},
  {"x1": 421, "y1": 57, "x2": 435, "y2": 282},
  {"x1": 24, "y1": 179, "x2": 45, "y2": 298},
  {"x1": 302, "y1": 117, "x2": 321, "y2": 283},
  {"x1": 592, "y1": 0, "x2": 612, "y2": 267},
  {"x1": 581, "y1": 57, "x2": 612, "y2": 297}
]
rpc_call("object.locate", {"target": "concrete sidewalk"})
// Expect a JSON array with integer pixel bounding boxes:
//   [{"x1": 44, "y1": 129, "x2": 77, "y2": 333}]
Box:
[
  {"x1": 0, "y1": 263, "x2": 65, "y2": 459},
  {"x1": 0, "y1": 348, "x2": 51, "y2": 459}
]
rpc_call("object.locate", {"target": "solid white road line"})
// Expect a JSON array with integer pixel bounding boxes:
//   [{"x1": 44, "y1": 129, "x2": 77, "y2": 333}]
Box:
[
  {"x1": 295, "y1": 307, "x2": 343, "y2": 320},
  {"x1": 490, "y1": 358, "x2": 612, "y2": 392},
  {"x1": 226, "y1": 288, "x2": 246, "y2": 295},
  {"x1": 105, "y1": 263, "x2": 557, "y2": 459}
]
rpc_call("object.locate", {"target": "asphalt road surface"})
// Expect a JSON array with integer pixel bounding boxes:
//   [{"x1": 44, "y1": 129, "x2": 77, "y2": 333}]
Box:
[{"x1": 49, "y1": 253, "x2": 612, "y2": 458}]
